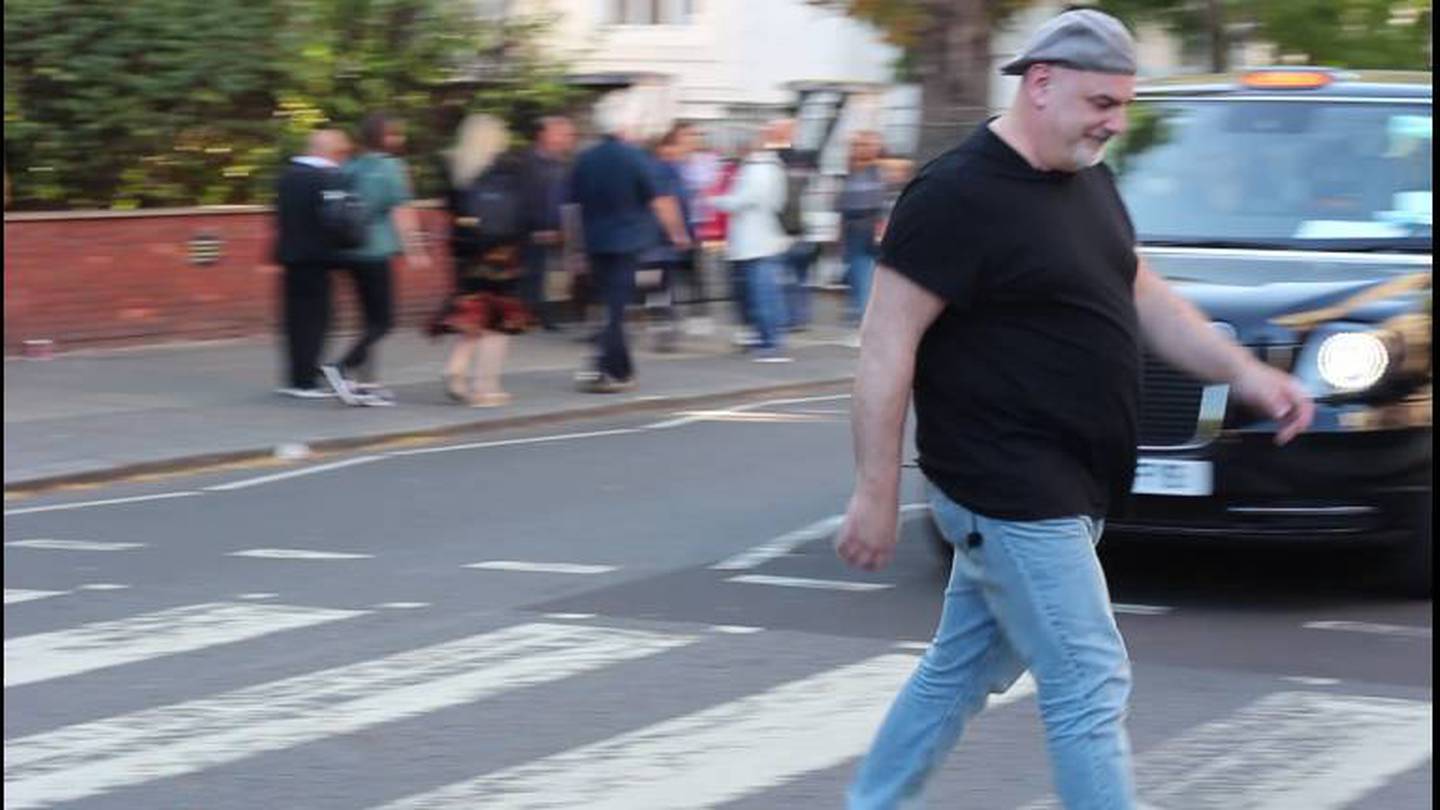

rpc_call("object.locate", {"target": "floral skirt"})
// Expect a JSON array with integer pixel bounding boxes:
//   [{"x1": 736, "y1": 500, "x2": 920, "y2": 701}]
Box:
[{"x1": 426, "y1": 253, "x2": 533, "y2": 337}]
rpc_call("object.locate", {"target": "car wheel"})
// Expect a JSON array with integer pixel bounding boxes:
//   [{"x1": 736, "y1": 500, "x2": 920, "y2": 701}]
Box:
[{"x1": 1384, "y1": 491, "x2": 1432, "y2": 598}]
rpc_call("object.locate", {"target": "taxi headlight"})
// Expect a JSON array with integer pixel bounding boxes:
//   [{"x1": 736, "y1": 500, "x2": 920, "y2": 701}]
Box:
[{"x1": 1316, "y1": 332, "x2": 1390, "y2": 392}]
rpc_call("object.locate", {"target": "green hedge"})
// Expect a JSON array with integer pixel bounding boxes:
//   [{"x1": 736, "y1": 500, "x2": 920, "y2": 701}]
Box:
[{"x1": 4, "y1": 0, "x2": 578, "y2": 210}]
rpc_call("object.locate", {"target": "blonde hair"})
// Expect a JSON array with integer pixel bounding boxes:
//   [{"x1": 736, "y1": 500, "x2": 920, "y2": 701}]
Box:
[{"x1": 448, "y1": 114, "x2": 510, "y2": 188}]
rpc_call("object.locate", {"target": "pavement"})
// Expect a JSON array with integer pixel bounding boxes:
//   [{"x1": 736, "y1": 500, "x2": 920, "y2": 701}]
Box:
[
  {"x1": 4, "y1": 294, "x2": 860, "y2": 491},
  {"x1": 4, "y1": 395, "x2": 1430, "y2": 808}
]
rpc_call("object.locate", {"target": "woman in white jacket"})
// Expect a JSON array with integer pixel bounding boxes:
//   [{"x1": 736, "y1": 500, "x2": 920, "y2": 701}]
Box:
[{"x1": 714, "y1": 121, "x2": 794, "y2": 361}]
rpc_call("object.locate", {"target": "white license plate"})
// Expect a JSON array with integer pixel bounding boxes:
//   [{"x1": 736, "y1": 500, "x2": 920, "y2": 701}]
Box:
[{"x1": 1132, "y1": 458, "x2": 1213, "y2": 496}]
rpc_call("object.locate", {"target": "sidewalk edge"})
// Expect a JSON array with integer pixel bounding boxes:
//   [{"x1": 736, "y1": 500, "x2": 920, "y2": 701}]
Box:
[{"x1": 4, "y1": 377, "x2": 854, "y2": 497}]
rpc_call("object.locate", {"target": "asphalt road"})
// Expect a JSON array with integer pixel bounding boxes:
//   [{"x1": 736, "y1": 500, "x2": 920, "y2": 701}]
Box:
[{"x1": 4, "y1": 393, "x2": 1432, "y2": 809}]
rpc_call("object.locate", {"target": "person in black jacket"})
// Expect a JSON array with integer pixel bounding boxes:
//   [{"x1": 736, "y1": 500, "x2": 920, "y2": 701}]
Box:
[
  {"x1": 518, "y1": 116, "x2": 576, "y2": 331},
  {"x1": 273, "y1": 129, "x2": 352, "y2": 398}
]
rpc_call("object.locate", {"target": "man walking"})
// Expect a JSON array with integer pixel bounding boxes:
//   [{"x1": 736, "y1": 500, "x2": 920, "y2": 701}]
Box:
[
  {"x1": 273, "y1": 129, "x2": 352, "y2": 398},
  {"x1": 520, "y1": 116, "x2": 576, "y2": 331},
  {"x1": 567, "y1": 94, "x2": 690, "y2": 392},
  {"x1": 836, "y1": 10, "x2": 1314, "y2": 809}
]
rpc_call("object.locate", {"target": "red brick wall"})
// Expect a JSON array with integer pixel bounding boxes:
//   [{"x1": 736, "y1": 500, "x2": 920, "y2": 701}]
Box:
[{"x1": 3, "y1": 207, "x2": 455, "y2": 354}]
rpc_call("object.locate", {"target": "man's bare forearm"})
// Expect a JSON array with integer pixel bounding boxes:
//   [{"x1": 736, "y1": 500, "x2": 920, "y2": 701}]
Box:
[
  {"x1": 852, "y1": 329, "x2": 914, "y2": 504},
  {"x1": 850, "y1": 266, "x2": 945, "y2": 502},
  {"x1": 1135, "y1": 259, "x2": 1252, "y2": 384}
]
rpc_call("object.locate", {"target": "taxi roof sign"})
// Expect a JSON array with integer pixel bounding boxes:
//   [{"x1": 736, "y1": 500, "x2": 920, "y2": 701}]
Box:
[{"x1": 1240, "y1": 69, "x2": 1336, "y2": 89}]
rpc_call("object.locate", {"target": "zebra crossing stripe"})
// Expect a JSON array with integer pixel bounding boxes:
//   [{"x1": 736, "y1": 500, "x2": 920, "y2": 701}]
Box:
[
  {"x1": 4, "y1": 589, "x2": 67, "y2": 605},
  {"x1": 377, "y1": 655, "x2": 1035, "y2": 810},
  {"x1": 1021, "y1": 690, "x2": 1433, "y2": 809},
  {"x1": 3, "y1": 622, "x2": 694, "y2": 810},
  {"x1": 3, "y1": 602, "x2": 364, "y2": 688}
]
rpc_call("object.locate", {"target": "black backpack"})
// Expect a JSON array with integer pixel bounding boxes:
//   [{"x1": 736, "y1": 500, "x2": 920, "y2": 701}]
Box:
[
  {"x1": 452, "y1": 160, "x2": 524, "y2": 256},
  {"x1": 319, "y1": 184, "x2": 367, "y2": 250},
  {"x1": 778, "y1": 163, "x2": 810, "y2": 237}
]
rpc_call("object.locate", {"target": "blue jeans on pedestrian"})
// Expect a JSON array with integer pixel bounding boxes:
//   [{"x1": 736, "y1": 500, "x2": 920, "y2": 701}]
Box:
[
  {"x1": 589, "y1": 251, "x2": 637, "y2": 381},
  {"x1": 784, "y1": 242, "x2": 818, "y2": 330},
  {"x1": 843, "y1": 227, "x2": 877, "y2": 325},
  {"x1": 847, "y1": 487, "x2": 1135, "y2": 810},
  {"x1": 740, "y1": 255, "x2": 788, "y2": 351}
]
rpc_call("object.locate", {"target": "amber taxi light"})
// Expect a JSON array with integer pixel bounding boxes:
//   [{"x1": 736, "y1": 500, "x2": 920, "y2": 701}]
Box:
[{"x1": 1241, "y1": 70, "x2": 1334, "y2": 89}]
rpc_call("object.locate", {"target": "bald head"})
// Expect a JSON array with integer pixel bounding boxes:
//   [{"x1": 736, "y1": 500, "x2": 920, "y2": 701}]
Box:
[
  {"x1": 764, "y1": 118, "x2": 795, "y2": 149},
  {"x1": 307, "y1": 129, "x2": 351, "y2": 165}
]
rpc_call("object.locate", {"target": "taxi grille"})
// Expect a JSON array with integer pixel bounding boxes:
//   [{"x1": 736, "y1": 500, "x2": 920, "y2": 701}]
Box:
[{"x1": 1138, "y1": 353, "x2": 1206, "y2": 447}]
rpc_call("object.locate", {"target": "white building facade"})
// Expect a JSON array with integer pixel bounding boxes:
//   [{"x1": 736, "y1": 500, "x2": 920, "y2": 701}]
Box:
[{"x1": 503, "y1": 1, "x2": 1194, "y2": 156}]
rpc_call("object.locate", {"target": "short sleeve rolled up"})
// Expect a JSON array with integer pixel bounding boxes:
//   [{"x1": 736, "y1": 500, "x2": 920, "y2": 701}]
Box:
[{"x1": 878, "y1": 174, "x2": 984, "y2": 307}]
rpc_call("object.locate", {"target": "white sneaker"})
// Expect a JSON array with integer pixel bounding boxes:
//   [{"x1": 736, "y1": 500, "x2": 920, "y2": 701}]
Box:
[
  {"x1": 321, "y1": 364, "x2": 362, "y2": 406},
  {"x1": 355, "y1": 392, "x2": 397, "y2": 407}
]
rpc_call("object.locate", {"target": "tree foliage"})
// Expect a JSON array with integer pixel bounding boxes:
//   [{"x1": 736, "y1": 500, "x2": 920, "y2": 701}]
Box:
[
  {"x1": 1098, "y1": 0, "x2": 1432, "y2": 71},
  {"x1": 4, "y1": 0, "x2": 578, "y2": 210}
]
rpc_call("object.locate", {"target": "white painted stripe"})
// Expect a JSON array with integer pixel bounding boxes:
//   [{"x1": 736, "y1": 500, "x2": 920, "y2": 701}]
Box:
[
  {"x1": 4, "y1": 623, "x2": 693, "y2": 809},
  {"x1": 465, "y1": 561, "x2": 617, "y2": 575},
  {"x1": 710, "y1": 625, "x2": 765, "y2": 634},
  {"x1": 894, "y1": 641, "x2": 931, "y2": 651},
  {"x1": 203, "y1": 455, "x2": 383, "y2": 492},
  {"x1": 4, "y1": 589, "x2": 66, "y2": 605},
  {"x1": 378, "y1": 663, "x2": 1035, "y2": 810},
  {"x1": 1112, "y1": 603, "x2": 1173, "y2": 616},
  {"x1": 1304, "y1": 620, "x2": 1431, "y2": 639},
  {"x1": 3, "y1": 491, "x2": 201, "y2": 516},
  {"x1": 76, "y1": 583, "x2": 129, "y2": 591},
  {"x1": 3, "y1": 602, "x2": 363, "y2": 688},
  {"x1": 235, "y1": 592, "x2": 280, "y2": 600},
  {"x1": 374, "y1": 602, "x2": 430, "y2": 610},
  {"x1": 543, "y1": 612, "x2": 597, "y2": 620},
  {"x1": 6, "y1": 539, "x2": 146, "y2": 552},
  {"x1": 711, "y1": 503, "x2": 928, "y2": 571},
  {"x1": 726, "y1": 574, "x2": 893, "y2": 592},
  {"x1": 1021, "y1": 691, "x2": 1433, "y2": 810},
  {"x1": 711, "y1": 516, "x2": 844, "y2": 570},
  {"x1": 645, "y1": 393, "x2": 852, "y2": 430},
  {"x1": 1284, "y1": 676, "x2": 1342, "y2": 687},
  {"x1": 229, "y1": 548, "x2": 375, "y2": 560},
  {"x1": 386, "y1": 429, "x2": 641, "y2": 458}
]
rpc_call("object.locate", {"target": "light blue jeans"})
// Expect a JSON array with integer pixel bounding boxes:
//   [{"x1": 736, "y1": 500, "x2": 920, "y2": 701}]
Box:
[
  {"x1": 847, "y1": 487, "x2": 1136, "y2": 809},
  {"x1": 740, "y1": 255, "x2": 789, "y2": 351}
]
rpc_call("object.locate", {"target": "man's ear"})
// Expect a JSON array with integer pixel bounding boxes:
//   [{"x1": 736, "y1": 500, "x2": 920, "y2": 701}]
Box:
[{"x1": 1024, "y1": 64, "x2": 1054, "y2": 110}]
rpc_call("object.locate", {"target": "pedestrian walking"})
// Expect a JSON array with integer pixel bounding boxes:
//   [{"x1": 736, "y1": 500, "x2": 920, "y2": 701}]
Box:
[
  {"x1": 714, "y1": 120, "x2": 793, "y2": 362},
  {"x1": 835, "y1": 10, "x2": 1316, "y2": 809},
  {"x1": 273, "y1": 129, "x2": 353, "y2": 399},
  {"x1": 321, "y1": 113, "x2": 431, "y2": 406},
  {"x1": 519, "y1": 115, "x2": 577, "y2": 332},
  {"x1": 676, "y1": 122, "x2": 718, "y2": 329},
  {"x1": 639, "y1": 124, "x2": 700, "y2": 352},
  {"x1": 566, "y1": 92, "x2": 691, "y2": 393},
  {"x1": 428, "y1": 114, "x2": 531, "y2": 408},
  {"x1": 836, "y1": 130, "x2": 887, "y2": 328}
]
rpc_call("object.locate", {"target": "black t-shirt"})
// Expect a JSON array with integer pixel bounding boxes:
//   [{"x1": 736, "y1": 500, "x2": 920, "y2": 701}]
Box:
[{"x1": 881, "y1": 124, "x2": 1140, "y2": 520}]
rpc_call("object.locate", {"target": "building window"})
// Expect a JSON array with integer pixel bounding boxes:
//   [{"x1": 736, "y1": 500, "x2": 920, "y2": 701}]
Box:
[{"x1": 606, "y1": 0, "x2": 694, "y2": 25}]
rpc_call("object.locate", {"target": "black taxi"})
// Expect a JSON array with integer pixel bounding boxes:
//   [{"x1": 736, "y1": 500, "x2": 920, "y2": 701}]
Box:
[{"x1": 1106, "y1": 68, "x2": 1432, "y2": 595}]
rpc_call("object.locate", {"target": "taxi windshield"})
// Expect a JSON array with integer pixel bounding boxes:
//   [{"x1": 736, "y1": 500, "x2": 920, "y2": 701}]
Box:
[{"x1": 1109, "y1": 99, "x2": 1432, "y2": 252}]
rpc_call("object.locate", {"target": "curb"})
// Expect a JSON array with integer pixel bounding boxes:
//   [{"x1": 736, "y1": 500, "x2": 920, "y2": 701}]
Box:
[{"x1": 3, "y1": 376, "x2": 854, "y2": 498}]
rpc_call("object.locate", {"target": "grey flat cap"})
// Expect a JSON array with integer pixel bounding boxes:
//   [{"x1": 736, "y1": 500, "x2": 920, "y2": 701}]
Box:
[{"x1": 1000, "y1": 9, "x2": 1137, "y2": 76}]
